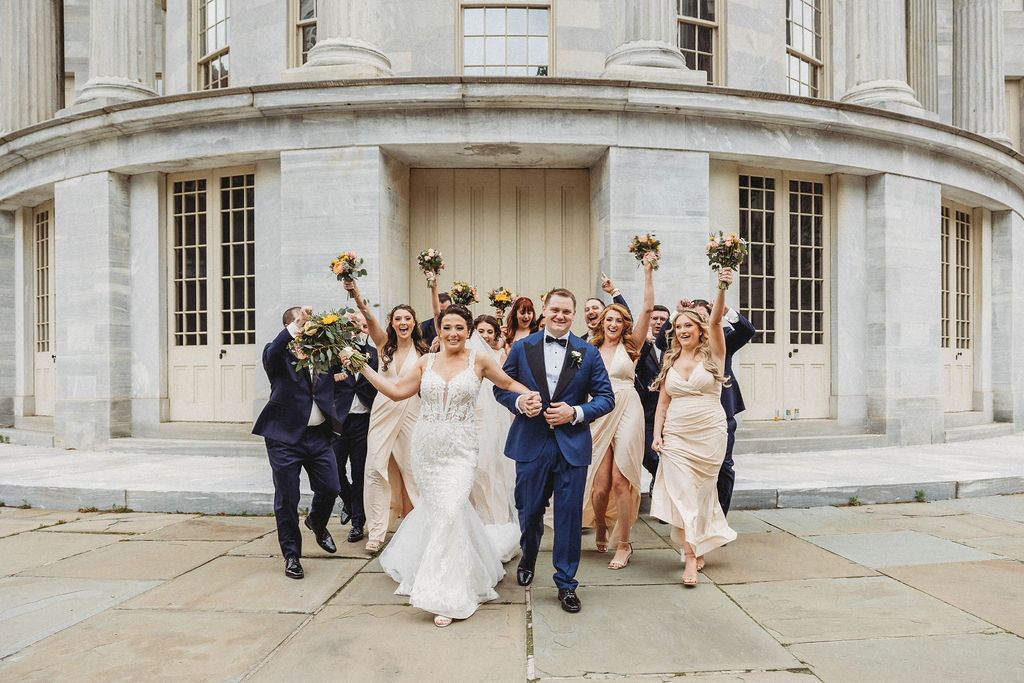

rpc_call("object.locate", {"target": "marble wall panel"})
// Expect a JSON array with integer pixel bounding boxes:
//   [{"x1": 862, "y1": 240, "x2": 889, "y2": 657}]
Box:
[
  {"x1": 991, "y1": 209, "x2": 1024, "y2": 426},
  {"x1": 377, "y1": 0, "x2": 457, "y2": 77},
  {"x1": 832, "y1": 174, "x2": 868, "y2": 426},
  {"x1": 724, "y1": 0, "x2": 787, "y2": 92},
  {"x1": 0, "y1": 210, "x2": 14, "y2": 425},
  {"x1": 231, "y1": 0, "x2": 289, "y2": 86}
]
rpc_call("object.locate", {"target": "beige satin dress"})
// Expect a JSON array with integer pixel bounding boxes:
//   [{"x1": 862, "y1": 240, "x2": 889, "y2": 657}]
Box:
[
  {"x1": 650, "y1": 364, "x2": 737, "y2": 556},
  {"x1": 582, "y1": 343, "x2": 644, "y2": 540},
  {"x1": 364, "y1": 345, "x2": 421, "y2": 543}
]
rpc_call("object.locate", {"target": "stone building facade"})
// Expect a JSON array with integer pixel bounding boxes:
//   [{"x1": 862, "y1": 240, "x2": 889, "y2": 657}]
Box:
[{"x1": 1, "y1": 0, "x2": 1023, "y2": 451}]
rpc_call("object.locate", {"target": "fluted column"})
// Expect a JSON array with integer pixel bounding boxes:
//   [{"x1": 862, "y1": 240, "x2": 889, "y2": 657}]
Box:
[
  {"x1": 953, "y1": 0, "x2": 1010, "y2": 144},
  {"x1": 906, "y1": 0, "x2": 938, "y2": 113},
  {"x1": 602, "y1": 0, "x2": 705, "y2": 84},
  {"x1": 76, "y1": 0, "x2": 158, "y2": 105},
  {"x1": 0, "y1": 0, "x2": 60, "y2": 132},
  {"x1": 283, "y1": 0, "x2": 392, "y2": 80},
  {"x1": 841, "y1": 0, "x2": 924, "y2": 113}
]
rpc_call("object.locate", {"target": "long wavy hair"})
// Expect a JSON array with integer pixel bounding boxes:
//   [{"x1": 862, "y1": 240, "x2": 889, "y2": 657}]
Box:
[
  {"x1": 502, "y1": 296, "x2": 539, "y2": 342},
  {"x1": 650, "y1": 309, "x2": 729, "y2": 390},
  {"x1": 380, "y1": 304, "x2": 430, "y2": 372},
  {"x1": 588, "y1": 303, "x2": 643, "y2": 361}
]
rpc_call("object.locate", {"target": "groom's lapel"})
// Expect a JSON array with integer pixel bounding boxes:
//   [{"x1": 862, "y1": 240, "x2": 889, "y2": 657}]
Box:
[
  {"x1": 551, "y1": 334, "x2": 582, "y2": 402},
  {"x1": 524, "y1": 337, "x2": 551, "y2": 404}
]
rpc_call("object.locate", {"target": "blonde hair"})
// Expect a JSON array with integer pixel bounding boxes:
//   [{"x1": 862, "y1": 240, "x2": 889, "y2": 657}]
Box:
[
  {"x1": 588, "y1": 303, "x2": 642, "y2": 361},
  {"x1": 649, "y1": 309, "x2": 729, "y2": 390}
]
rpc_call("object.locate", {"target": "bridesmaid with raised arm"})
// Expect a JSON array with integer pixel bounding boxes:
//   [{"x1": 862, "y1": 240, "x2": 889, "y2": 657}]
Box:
[
  {"x1": 346, "y1": 277, "x2": 430, "y2": 552},
  {"x1": 502, "y1": 296, "x2": 540, "y2": 351},
  {"x1": 582, "y1": 254, "x2": 655, "y2": 570},
  {"x1": 650, "y1": 268, "x2": 737, "y2": 586}
]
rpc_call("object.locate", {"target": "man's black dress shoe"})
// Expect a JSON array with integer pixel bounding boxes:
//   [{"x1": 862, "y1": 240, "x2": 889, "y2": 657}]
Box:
[
  {"x1": 339, "y1": 503, "x2": 352, "y2": 526},
  {"x1": 348, "y1": 525, "x2": 364, "y2": 543},
  {"x1": 304, "y1": 516, "x2": 337, "y2": 554},
  {"x1": 284, "y1": 555, "x2": 304, "y2": 579},
  {"x1": 516, "y1": 560, "x2": 535, "y2": 586},
  {"x1": 558, "y1": 588, "x2": 581, "y2": 613}
]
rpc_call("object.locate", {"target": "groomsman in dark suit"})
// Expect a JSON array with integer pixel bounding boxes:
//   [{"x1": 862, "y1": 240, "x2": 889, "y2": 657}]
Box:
[
  {"x1": 329, "y1": 311, "x2": 377, "y2": 544},
  {"x1": 419, "y1": 292, "x2": 451, "y2": 345},
  {"x1": 635, "y1": 305, "x2": 671, "y2": 481},
  {"x1": 655, "y1": 289, "x2": 756, "y2": 515},
  {"x1": 253, "y1": 306, "x2": 340, "y2": 579},
  {"x1": 582, "y1": 272, "x2": 628, "y2": 340}
]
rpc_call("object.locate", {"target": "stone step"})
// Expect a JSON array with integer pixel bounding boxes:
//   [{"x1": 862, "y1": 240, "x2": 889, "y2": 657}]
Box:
[
  {"x1": 943, "y1": 422, "x2": 1017, "y2": 444},
  {"x1": 105, "y1": 437, "x2": 266, "y2": 458},
  {"x1": 0, "y1": 428, "x2": 55, "y2": 448},
  {"x1": 733, "y1": 432, "x2": 888, "y2": 455},
  {"x1": 944, "y1": 411, "x2": 991, "y2": 429}
]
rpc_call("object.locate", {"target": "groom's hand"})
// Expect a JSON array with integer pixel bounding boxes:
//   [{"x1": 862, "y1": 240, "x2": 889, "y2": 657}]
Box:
[
  {"x1": 544, "y1": 401, "x2": 575, "y2": 426},
  {"x1": 520, "y1": 392, "x2": 543, "y2": 417}
]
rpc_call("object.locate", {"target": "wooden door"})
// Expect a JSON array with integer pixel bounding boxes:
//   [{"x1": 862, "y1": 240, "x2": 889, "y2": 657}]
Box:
[
  {"x1": 32, "y1": 204, "x2": 56, "y2": 417},
  {"x1": 941, "y1": 205, "x2": 974, "y2": 412}
]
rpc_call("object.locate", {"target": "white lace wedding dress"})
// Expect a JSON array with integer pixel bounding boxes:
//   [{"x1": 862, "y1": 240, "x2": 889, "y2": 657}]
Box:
[{"x1": 379, "y1": 349, "x2": 520, "y2": 619}]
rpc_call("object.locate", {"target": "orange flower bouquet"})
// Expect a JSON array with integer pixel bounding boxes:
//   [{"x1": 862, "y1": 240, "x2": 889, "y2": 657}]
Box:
[
  {"x1": 289, "y1": 309, "x2": 369, "y2": 375},
  {"x1": 628, "y1": 234, "x2": 662, "y2": 270},
  {"x1": 330, "y1": 252, "x2": 367, "y2": 298},
  {"x1": 449, "y1": 281, "x2": 479, "y2": 306},
  {"x1": 488, "y1": 287, "x2": 515, "y2": 315}
]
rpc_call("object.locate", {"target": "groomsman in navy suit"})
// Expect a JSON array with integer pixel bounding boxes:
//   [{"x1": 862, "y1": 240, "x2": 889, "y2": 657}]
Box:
[
  {"x1": 582, "y1": 272, "x2": 628, "y2": 340},
  {"x1": 495, "y1": 289, "x2": 614, "y2": 614},
  {"x1": 635, "y1": 305, "x2": 672, "y2": 481},
  {"x1": 253, "y1": 306, "x2": 341, "y2": 579},
  {"x1": 419, "y1": 291, "x2": 451, "y2": 346},
  {"x1": 655, "y1": 290, "x2": 755, "y2": 515},
  {"x1": 329, "y1": 311, "x2": 378, "y2": 543}
]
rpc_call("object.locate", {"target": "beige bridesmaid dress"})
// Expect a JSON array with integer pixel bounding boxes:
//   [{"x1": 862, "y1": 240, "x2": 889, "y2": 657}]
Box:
[
  {"x1": 364, "y1": 345, "x2": 421, "y2": 544},
  {"x1": 582, "y1": 343, "x2": 644, "y2": 540},
  {"x1": 650, "y1": 364, "x2": 737, "y2": 556}
]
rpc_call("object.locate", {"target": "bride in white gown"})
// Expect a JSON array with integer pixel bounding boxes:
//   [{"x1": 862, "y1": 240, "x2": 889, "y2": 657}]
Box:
[{"x1": 349, "y1": 304, "x2": 538, "y2": 627}]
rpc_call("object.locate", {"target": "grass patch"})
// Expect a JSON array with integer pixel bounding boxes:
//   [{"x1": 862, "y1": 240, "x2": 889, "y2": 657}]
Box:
[
  {"x1": 914, "y1": 490, "x2": 927, "y2": 503},
  {"x1": 847, "y1": 496, "x2": 862, "y2": 507},
  {"x1": 17, "y1": 499, "x2": 32, "y2": 509}
]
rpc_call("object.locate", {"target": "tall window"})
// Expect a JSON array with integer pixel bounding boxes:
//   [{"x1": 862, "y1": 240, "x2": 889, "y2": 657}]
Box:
[
  {"x1": 34, "y1": 208, "x2": 52, "y2": 354},
  {"x1": 462, "y1": 6, "x2": 550, "y2": 76},
  {"x1": 739, "y1": 175, "x2": 776, "y2": 344},
  {"x1": 940, "y1": 206, "x2": 972, "y2": 350},
  {"x1": 295, "y1": 0, "x2": 317, "y2": 66},
  {"x1": 197, "y1": 0, "x2": 230, "y2": 90},
  {"x1": 676, "y1": 0, "x2": 717, "y2": 85},
  {"x1": 786, "y1": 0, "x2": 822, "y2": 97}
]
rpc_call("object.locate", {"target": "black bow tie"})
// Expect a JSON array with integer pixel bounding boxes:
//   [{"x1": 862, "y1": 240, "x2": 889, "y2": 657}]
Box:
[{"x1": 545, "y1": 336, "x2": 567, "y2": 347}]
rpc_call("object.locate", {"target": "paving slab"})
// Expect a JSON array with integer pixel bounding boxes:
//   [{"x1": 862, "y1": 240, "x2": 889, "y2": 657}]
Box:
[
  {"x1": 958, "y1": 535, "x2": 1024, "y2": 561},
  {"x1": 249, "y1": 603, "x2": 526, "y2": 683},
  {"x1": 934, "y1": 494, "x2": 1024, "y2": 522},
  {"x1": 0, "y1": 608, "x2": 304, "y2": 682},
  {"x1": 750, "y1": 506, "x2": 891, "y2": 536},
  {"x1": 227, "y1": 527, "x2": 372, "y2": 559},
  {"x1": 531, "y1": 548, "x2": 683, "y2": 587},
  {"x1": 0, "y1": 518, "x2": 57, "y2": 538},
  {"x1": 133, "y1": 514, "x2": 278, "y2": 541},
  {"x1": 789, "y1": 633, "x2": 1024, "y2": 683},
  {"x1": 875, "y1": 511, "x2": 1024, "y2": 540},
  {"x1": 0, "y1": 576, "x2": 160, "y2": 658},
  {"x1": 700, "y1": 532, "x2": 877, "y2": 584},
  {"x1": 806, "y1": 530, "x2": 1000, "y2": 567},
  {"x1": 723, "y1": 576, "x2": 997, "y2": 644},
  {"x1": 326, "y1": 572, "x2": 409, "y2": 606},
  {"x1": 19, "y1": 540, "x2": 238, "y2": 580},
  {"x1": 0, "y1": 507, "x2": 96, "y2": 521},
  {"x1": 722, "y1": 511, "x2": 781, "y2": 534},
  {"x1": 122, "y1": 555, "x2": 361, "y2": 612},
  {"x1": 36, "y1": 512, "x2": 199, "y2": 535},
  {"x1": 543, "y1": 673, "x2": 817, "y2": 683},
  {"x1": 881, "y1": 560, "x2": 1024, "y2": 636},
  {"x1": 531, "y1": 584, "x2": 799, "y2": 678},
  {"x1": 0, "y1": 531, "x2": 130, "y2": 576},
  {"x1": 845, "y1": 501, "x2": 966, "y2": 519}
]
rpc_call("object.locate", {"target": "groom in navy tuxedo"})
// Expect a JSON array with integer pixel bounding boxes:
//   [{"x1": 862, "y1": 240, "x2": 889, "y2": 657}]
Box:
[{"x1": 495, "y1": 289, "x2": 614, "y2": 613}]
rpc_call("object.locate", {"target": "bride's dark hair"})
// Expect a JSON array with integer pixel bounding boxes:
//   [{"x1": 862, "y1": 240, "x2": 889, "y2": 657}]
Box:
[{"x1": 440, "y1": 304, "x2": 474, "y2": 330}]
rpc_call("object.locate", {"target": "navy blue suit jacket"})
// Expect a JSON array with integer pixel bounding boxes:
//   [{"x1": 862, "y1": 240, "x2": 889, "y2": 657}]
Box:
[
  {"x1": 419, "y1": 318, "x2": 437, "y2": 345},
  {"x1": 330, "y1": 345, "x2": 378, "y2": 430},
  {"x1": 494, "y1": 331, "x2": 615, "y2": 467},
  {"x1": 252, "y1": 327, "x2": 337, "y2": 444},
  {"x1": 655, "y1": 311, "x2": 757, "y2": 419}
]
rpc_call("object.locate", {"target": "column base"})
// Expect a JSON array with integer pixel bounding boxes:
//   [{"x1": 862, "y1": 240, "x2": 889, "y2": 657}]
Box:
[
  {"x1": 602, "y1": 41, "x2": 706, "y2": 85},
  {"x1": 841, "y1": 80, "x2": 935, "y2": 119},
  {"x1": 282, "y1": 38, "x2": 393, "y2": 82},
  {"x1": 74, "y1": 77, "x2": 157, "y2": 106}
]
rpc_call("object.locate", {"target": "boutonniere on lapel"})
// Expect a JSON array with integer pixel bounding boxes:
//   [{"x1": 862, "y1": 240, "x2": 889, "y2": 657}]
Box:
[{"x1": 569, "y1": 350, "x2": 583, "y2": 369}]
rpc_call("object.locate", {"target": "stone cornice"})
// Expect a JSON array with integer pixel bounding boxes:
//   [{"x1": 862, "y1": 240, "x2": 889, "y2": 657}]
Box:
[{"x1": 1, "y1": 76, "x2": 1022, "y2": 201}]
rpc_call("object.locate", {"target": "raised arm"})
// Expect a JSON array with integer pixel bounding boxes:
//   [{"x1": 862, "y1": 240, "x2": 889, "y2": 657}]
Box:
[
  {"x1": 350, "y1": 354, "x2": 425, "y2": 401},
  {"x1": 345, "y1": 279, "x2": 387, "y2": 348},
  {"x1": 708, "y1": 268, "x2": 730, "y2": 365},
  {"x1": 427, "y1": 271, "x2": 442, "y2": 324},
  {"x1": 629, "y1": 255, "x2": 656, "y2": 347}
]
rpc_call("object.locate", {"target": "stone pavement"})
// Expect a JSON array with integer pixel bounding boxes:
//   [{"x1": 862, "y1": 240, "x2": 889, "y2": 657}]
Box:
[{"x1": 1, "y1": 495, "x2": 1023, "y2": 681}]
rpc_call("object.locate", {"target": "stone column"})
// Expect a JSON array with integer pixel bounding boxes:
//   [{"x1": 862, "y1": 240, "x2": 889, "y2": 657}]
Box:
[
  {"x1": 953, "y1": 0, "x2": 1010, "y2": 143},
  {"x1": 0, "y1": 210, "x2": 14, "y2": 426},
  {"x1": 282, "y1": 0, "x2": 392, "y2": 81},
  {"x1": 0, "y1": 0, "x2": 60, "y2": 132},
  {"x1": 602, "y1": 0, "x2": 705, "y2": 84},
  {"x1": 864, "y1": 173, "x2": 943, "y2": 446},
  {"x1": 841, "y1": 0, "x2": 924, "y2": 114},
  {"x1": 906, "y1": 0, "x2": 938, "y2": 113},
  {"x1": 991, "y1": 210, "x2": 1024, "y2": 427},
  {"x1": 832, "y1": 175, "x2": 868, "y2": 427},
  {"x1": 53, "y1": 172, "x2": 132, "y2": 449},
  {"x1": 75, "y1": 0, "x2": 158, "y2": 105}
]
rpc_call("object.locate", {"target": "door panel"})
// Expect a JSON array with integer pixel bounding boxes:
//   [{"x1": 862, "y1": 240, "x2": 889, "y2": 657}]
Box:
[
  {"x1": 941, "y1": 205, "x2": 973, "y2": 412},
  {"x1": 32, "y1": 204, "x2": 56, "y2": 417}
]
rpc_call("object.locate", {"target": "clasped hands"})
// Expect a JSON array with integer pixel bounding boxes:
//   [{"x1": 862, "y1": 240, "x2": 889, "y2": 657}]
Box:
[{"x1": 520, "y1": 392, "x2": 575, "y2": 426}]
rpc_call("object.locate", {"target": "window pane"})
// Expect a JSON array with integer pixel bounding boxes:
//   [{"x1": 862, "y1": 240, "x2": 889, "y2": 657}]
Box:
[
  {"x1": 485, "y1": 65, "x2": 505, "y2": 75},
  {"x1": 485, "y1": 7, "x2": 505, "y2": 34},
  {"x1": 464, "y1": 7, "x2": 484, "y2": 35},
  {"x1": 299, "y1": 0, "x2": 315, "y2": 21},
  {"x1": 508, "y1": 36, "x2": 527, "y2": 64},
  {"x1": 465, "y1": 36, "x2": 484, "y2": 65},
  {"x1": 464, "y1": 66, "x2": 485, "y2": 75},
  {"x1": 507, "y1": 65, "x2": 528, "y2": 76},
  {"x1": 528, "y1": 36, "x2": 548, "y2": 65},
  {"x1": 508, "y1": 8, "x2": 527, "y2": 34},
  {"x1": 486, "y1": 36, "x2": 505, "y2": 65},
  {"x1": 528, "y1": 8, "x2": 548, "y2": 34},
  {"x1": 679, "y1": 0, "x2": 698, "y2": 17}
]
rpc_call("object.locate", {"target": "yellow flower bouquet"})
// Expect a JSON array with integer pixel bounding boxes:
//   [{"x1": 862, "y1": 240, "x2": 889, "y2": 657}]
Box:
[
  {"x1": 289, "y1": 308, "x2": 369, "y2": 375},
  {"x1": 488, "y1": 287, "x2": 515, "y2": 314}
]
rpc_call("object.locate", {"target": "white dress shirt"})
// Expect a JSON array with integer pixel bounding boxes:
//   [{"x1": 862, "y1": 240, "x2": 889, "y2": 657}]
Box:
[
  {"x1": 287, "y1": 321, "x2": 326, "y2": 427},
  {"x1": 518, "y1": 331, "x2": 584, "y2": 424}
]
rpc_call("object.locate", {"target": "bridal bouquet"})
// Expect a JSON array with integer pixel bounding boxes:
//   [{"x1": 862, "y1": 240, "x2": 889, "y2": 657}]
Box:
[
  {"x1": 628, "y1": 234, "x2": 662, "y2": 270},
  {"x1": 706, "y1": 231, "x2": 747, "y2": 289},
  {"x1": 449, "y1": 281, "x2": 479, "y2": 306},
  {"x1": 488, "y1": 287, "x2": 515, "y2": 314},
  {"x1": 417, "y1": 249, "x2": 446, "y2": 289},
  {"x1": 289, "y1": 309, "x2": 369, "y2": 375},
  {"x1": 330, "y1": 252, "x2": 367, "y2": 298}
]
